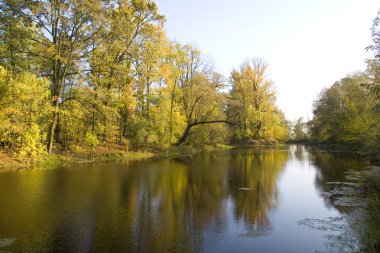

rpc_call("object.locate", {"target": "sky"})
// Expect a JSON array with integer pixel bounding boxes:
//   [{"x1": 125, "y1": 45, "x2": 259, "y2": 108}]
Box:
[{"x1": 154, "y1": 0, "x2": 379, "y2": 121}]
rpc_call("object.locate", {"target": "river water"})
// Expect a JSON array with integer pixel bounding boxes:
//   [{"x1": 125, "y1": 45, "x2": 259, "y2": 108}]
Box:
[{"x1": 0, "y1": 145, "x2": 367, "y2": 252}]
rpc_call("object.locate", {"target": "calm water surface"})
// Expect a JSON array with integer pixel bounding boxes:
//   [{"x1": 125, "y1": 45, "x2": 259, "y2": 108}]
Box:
[{"x1": 0, "y1": 146, "x2": 366, "y2": 252}]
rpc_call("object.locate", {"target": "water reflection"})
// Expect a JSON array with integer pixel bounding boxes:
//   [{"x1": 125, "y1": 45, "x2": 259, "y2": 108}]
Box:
[
  {"x1": 0, "y1": 146, "x2": 365, "y2": 252},
  {"x1": 295, "y1": 146, "x2": 367, "y2": 252},
  {"x1": 0, "y1": 148, "x2": 289, "y2": 252},
  {"x1": 227, "y1": 149, "x2": 288, "y2": 235},
  {"x1": 290, "y1": 145, "x2": 309, "y2": 162},
  {"x1": 310, "y1": 149, "x2": 366, "y2": 211}
]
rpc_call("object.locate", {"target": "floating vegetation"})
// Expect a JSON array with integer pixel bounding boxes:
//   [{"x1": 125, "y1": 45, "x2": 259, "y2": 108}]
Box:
[
  {"x1": 298, "y1": 213, "x2": 365, "y2": 253},
  {"x1": 298, "y1": 169, "x2": 374, "y2": 252},
  {"x1": 238, "y1": 188, "x2": 252, "y2": 191},
  {"x1": 325, "y1": 182, "x2": 358, "y2": 186},
  {"x1": 297, "y1": 216, "x2": 346, "y2": 232},
  {"x1": 333, "y1": 197, "x2": 367, "y2": 207}
]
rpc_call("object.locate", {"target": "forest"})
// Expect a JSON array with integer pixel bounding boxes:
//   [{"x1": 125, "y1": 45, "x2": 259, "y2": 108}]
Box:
[
  {"x1": 0, "y1": 0, "x2": 379, "y2": 163},
  {"x1": 0, "y1": 0, "x2": 288, "y2": 161}
]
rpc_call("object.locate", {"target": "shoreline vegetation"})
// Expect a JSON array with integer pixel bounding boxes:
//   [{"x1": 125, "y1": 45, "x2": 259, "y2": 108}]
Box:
[
  {"x1": 0, "y1": 140, "x2": 287, "y2": 170},
  {"x1": 0, "y1": 143, "x2": 236, "y2": 170},
  {"x1": 0, "y1": 138, "x2": 377, "y2": 171},
  {"x1": 360, "y1": 170, "x2": 380, "y2": 252}
]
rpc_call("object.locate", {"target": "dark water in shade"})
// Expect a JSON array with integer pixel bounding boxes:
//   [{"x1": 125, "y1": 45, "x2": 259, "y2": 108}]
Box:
[{"x1": 0, "y1": 145, "x2": 367, "y2": 253}]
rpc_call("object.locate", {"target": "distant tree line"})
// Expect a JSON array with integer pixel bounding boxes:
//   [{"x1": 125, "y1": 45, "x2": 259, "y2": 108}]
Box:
[{"x1": 290, "y1": 10, "x2": 380, "y2": 156}]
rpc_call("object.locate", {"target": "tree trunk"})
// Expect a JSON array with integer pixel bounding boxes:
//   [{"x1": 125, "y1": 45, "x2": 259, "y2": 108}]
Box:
[
  {"x1": 47, "y1": 78, "x2": 61, "y2": 154},
  {"x1": 175, "y1": 120, "x2": 231, "y2": 145},
  {"x1": 175, "y1": 124, "x2": 191, "y2": 145},
  {"x1": 169, "y1": 93, "x2": 174, "y2": 143},
  {"x1": 47, "y1": 109, "x2": 58, "y2": 154}
]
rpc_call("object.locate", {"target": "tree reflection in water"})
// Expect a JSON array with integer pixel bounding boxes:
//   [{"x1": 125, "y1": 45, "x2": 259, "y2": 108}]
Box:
[
  {"x1": 295, "y1": 145, "x2": 368, "y2": 252},
  {"x1": 310, "y1": 149, "x2": 366, "y2": 211},
  {"x1": 227, "y1": 148, "x2": 288, "y2": 235},
  {"x1": 0, "y1": 147, "x2": 300, "y2": 253}
]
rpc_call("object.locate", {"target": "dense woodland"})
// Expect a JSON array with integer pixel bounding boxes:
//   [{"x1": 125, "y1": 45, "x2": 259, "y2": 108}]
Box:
[
  {"x1": 0, "y1": 0, "x2": 379, "y2": 161},
  {"x1": 0, "y1": 0, "x2": 288, "y2": 159},
  {"x1": 309, "y1": 70, "x2": 380, "y2": 154}
]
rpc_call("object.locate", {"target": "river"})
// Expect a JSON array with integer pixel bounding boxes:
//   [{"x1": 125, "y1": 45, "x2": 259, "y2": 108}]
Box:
[{"x1": 0, "y1": 145, "x2": 368, "y2": 252}]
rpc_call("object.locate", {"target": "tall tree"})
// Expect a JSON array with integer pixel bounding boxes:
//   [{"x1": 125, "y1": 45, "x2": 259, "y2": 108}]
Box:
[{"x1": 228, "y1": 58, "x2": 287, "y2": 141}]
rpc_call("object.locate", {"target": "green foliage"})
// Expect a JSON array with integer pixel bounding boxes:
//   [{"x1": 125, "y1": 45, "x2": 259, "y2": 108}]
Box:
[{"x1": 310, "y1": 73, "x2": 380, "y2": 154}]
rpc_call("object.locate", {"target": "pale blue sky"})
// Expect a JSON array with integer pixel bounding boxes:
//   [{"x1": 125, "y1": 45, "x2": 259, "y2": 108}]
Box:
[{"x1": 155, "y1": 0, "x2": 379, "y2": 120}]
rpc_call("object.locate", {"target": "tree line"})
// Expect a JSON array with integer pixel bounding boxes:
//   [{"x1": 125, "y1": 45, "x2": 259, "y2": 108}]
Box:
[
  {"x1": 290, "y1": 10, "x2": 380, "y2": 156},
  {"x1": 0, "y1": 0, "x2": 288, "y2": 158}
]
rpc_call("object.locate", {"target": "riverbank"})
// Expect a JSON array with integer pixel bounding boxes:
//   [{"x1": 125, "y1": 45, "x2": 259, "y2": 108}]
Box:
[
  {"x1": 0, "y1": 143, "x2": 233, "y2": 170},
  {"x1": 0, "y1": 140, "x2": 290, "y2": 170},
  {"x1": 360, "y1": 170, "x2": 380, "y2": 252}
]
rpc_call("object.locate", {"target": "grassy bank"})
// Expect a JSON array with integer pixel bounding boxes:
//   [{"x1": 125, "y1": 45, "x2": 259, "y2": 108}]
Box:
[
  {"x1": 0, "y1": 143, "x2": 234, "y2": 170},
  {"x1": 360, "y1": 171, "x2": 380, "y2": 252}
]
